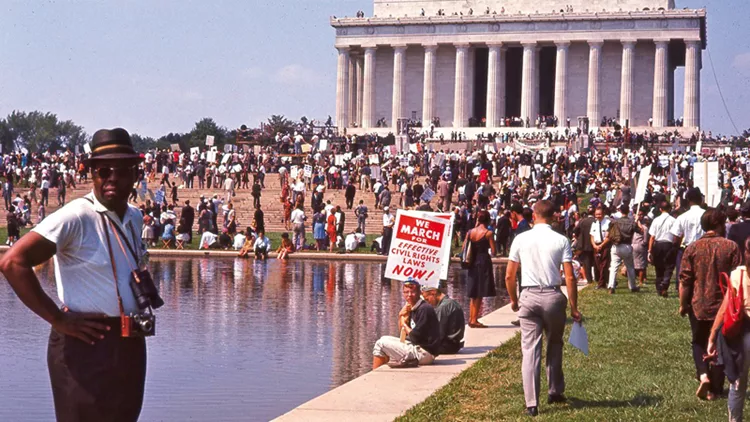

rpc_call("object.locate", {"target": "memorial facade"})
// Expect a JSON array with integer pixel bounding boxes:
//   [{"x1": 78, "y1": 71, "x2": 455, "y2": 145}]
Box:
[{"x1": 331, "y1": 0, "x2": 706, "y2": 131}]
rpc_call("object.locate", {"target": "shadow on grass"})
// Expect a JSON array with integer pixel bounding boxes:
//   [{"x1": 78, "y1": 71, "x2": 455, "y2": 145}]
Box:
[{"x1": 567, "y1": 394, "x2": 663, "y2": 409}]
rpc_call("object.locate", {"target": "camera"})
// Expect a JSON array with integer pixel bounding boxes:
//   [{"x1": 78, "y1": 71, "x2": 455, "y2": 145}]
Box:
[
  {"x1": 121, "y1": 313, "x2": 156, "y2": 338},
  {"x1": 130, "y1": 269, "x2": 164, "y2": 310}
]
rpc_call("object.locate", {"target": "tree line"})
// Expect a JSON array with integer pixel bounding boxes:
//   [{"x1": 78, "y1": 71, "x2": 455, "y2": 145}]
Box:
[{"x1": 0, "y1": 110, "x2": 315, "y2": 154}]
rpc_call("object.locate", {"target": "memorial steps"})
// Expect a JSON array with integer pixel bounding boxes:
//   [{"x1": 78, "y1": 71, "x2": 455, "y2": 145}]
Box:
[{"x1": 48, "y1": 178, "x2": 407, "y2": 235}]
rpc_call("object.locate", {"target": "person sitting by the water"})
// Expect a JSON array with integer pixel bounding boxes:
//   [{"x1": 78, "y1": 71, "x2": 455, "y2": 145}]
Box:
[
  {"x1": 373, "y1": 278, "x2": 441, "y2": 369},
  {"x1": 200, "y1": 230, "x2": 218, "y2": 249},
  {"x1": 218, "y1": 228, "x2": 232, "y2": 249},
  {"x1": 277, "y1": 232, "x2": 295, "y2": 260},
  {"x1": 370, "y1": 236, "x2": 383, "y2": 254},
  {"x1": 344, "y1": 228, "x2": 366, "y2": 253},
  {"x1": 233, "y1": 230, "x2": 247, "y2": 250},
  {"x1": 238, "y1": 227, "x2": 256, "y2": 257},
  {"x1": 253, "y1": 230, "x2": 271, "y2": 260},
  {"x1": 161, "y1": 219, "x2": 175, "y2": 247},
  {"x1": 175, "y1": 217, "x2": 190, "y2": 245},
  {"x1": 421, "y1": 284, "x2": 465, "y2": 354}
]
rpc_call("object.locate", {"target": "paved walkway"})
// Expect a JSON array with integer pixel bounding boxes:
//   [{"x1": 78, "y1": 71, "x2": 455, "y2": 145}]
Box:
[{"x1": 273, "y1": 301, "x2": 522, "y2": 422}]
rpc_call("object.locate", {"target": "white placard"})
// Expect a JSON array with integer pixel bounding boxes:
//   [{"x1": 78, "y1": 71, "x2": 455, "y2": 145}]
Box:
[
  {"x1": 383, "y1": 210, "x2": 454, "y2": 287},
  {"x1": 732, "y1": 175, "x2": 745, "y2": 191},
  {"x1": 190, "y1": 147, "x2": 200, "y2": 157},
  {"x1": 369, "y1": 154, "x2": 380, "y2": 164},
  {"x1": 420, "y1": 187, "x2": 435, "y2": 203},
  {"x1": 221, "y1": 154, "x2": 231, "y2": 164},
  {"x1": 170, "y1": 144, "x2": 180, "y2": 152},
  {"x1": 290, "y1": 165, "x2": 299, "y2": 180},
  {"x1": 83, "y1": 143, "x2": 92, "y2": 154},
  {"x1": 319, "y1": 139, "x2": 328, "y2": 151},
  {"x1": 569, "y1": 322, "x2": 589, "y2": 356},
  {"x1": 304, "y1": 165, "x2": 313, "y2": 178},
  {"x1": 693, "y1": 161, "x2": 720, "y2": 207},
  {"x1": 206, "y1": 151, "x2": 217, "y2": 163},
  {"x1": 205, "y1": 135, "x2": 215, "y2": 146},
  {"x1": 634, "y1": 166, "x2": 651, "y2": 204}
]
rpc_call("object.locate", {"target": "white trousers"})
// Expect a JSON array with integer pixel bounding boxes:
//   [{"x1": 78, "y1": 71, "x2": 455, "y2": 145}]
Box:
[{"x1": 373, "y1": 336, "x2": 435, "y2": 367}]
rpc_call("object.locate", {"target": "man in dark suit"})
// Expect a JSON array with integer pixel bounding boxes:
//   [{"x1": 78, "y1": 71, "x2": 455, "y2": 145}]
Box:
[
  {"x1": 345, "y1": 181, "x2": 356, "y2": 209},
  {"x1": 181, "y1": 200, "x2": 195, "y2": 243},
  {"x1": 574, "y1": 207, "x2": 596, "y2": 284},
  {"x1": 728, "y1": 201, "x2": 750, "y2": 256}
]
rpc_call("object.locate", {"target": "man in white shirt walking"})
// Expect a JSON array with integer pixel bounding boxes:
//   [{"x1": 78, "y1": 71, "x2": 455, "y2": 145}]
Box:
[
  {"x1": 505, "y1": 200, "x2": 582, "y2": 417},
  {"x1": 670, "y1": 188, "x2": 705, "y2": 293},
  {"x1": 648, "y1": 201, "x2": 677, "y2": 297}
]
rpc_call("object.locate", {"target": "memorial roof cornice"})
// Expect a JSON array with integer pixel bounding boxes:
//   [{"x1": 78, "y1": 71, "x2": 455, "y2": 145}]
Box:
[{"x1": 330, "y1": 8, "x2": 706, "y2": 27}]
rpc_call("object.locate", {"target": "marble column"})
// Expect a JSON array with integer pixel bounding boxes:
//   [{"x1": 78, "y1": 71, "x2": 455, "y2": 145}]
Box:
[
  {"x1": 486, "y1": 43, "x2": 505, "y2": 128},
  {"x1": 553, "y1": 42, "x2": 569, "y2": 125},
  {"x1": 453, "y1": 44, "x2": 470, "y2": 127},
  {"x1": 652, "y1": 40, "x2": 669, "y2": 127},
  {"x1": 335, "y1": 47, "x2": 350, "y2": 129},
  {"x1": 586, "y1": 40, "x2": 603, "y2": 126},
  {"x1": 619, "y1": 40, "x2": 636, "y2": 127},
  {"x1": 361, "y1": 47, "x2": 377, "y2": 129},
  {"x1": 684, "y1": 40, "x2": 702, "y2": 128},
  {"x1": 422, "y1": 44, "x2": 438, "y2": 126},
  {"x1": 520, "y1": 42, "x2": 537, "y2": 124},
  {"x1": 355, "y1": 56, "x2": 364, "y2": 126},
  {"x1": 391, "y1": 45, "x2": 407, "y2": 129},
  {"x1": 347, "y1": 56, "x2": 357, "y2": 128}
]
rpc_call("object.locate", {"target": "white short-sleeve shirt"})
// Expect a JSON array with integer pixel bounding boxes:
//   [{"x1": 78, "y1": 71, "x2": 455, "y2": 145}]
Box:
[
  {"x1": 32, "y1": 193, "x2": 143, "y2": 316},
  {"x1": 509, "y1": 224, "x2": 572, "y2": 287}
]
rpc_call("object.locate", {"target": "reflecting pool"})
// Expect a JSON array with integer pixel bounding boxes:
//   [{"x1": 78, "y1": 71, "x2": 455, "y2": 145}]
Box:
[{"x1": 0, "y1": 257, "x2": 508, "y2": 421}]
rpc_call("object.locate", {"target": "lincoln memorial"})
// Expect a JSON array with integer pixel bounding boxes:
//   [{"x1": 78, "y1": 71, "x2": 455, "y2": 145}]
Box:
[{"x1": 331, "y1": 0, "x2": 707, "y2": 132}]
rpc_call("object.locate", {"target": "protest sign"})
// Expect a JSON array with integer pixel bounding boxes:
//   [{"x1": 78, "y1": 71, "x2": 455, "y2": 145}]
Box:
[
  {"x1": 304, "y1": 165, "x2": 313, "y2": 178},
  {"x1": 569, "y1": 322, "x2": 589, "y2": 356},
  {"x1": 384, "y1": 210, "x2": 454, "y2": 287},
  {"x1": 369, "y1": 154, "x2": 379, "y2": 164},
  {"x1": 732, "y1": 175, "x2": 745, "y2": 191},
  {"x1": 224, "y1": 144, "x2": 233, "y2": 153},
  {"x1": 170, "y1": 144, "x2": 180, "y2": 152},
  {"x1": 190, "y1": 147, "x2": 200, "y2": 157},
  {"x1": 693, "y1": 161, "x2": 720, "y2": 207},
  {"x1": 221, "y1": 154, "x2": 231, "y2": 164},
  {"x1": 634, "y1": 166, "x2": 651, "y2": 204},
  {"x1": 205, "y1": 135, "x2": 215, "y2": 146},
  {"x1": 301, "y1": 144, "x2": 312, "y2": 153},
  {"x1": 658, "y1": 156, "x2": 670, "y2": 168},
  {"x1": 206, "y1": 151, "x2": 217, "y2": 163},
  {"x1": 319, "y1": 139, "x2": 328, "y2": 151},
  {"x1": 399, "y1": 157, "x2": 409, "y2": 167},
  {"x1": 83, "y1": 143, "x2": 92, "y2": 154},
  {"x1": 420, "y1": 187, "x2": 435, "y2": 203},
  {"x1": 154, "y1": 190, "x2": 165, "y2": 205},
  {"x1": 290, "y1": 165, "x2": 299, "y2": 180}
]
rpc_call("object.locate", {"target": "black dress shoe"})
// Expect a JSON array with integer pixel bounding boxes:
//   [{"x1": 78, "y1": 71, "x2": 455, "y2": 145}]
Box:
[
  {"x1": 630, "y1": 287, "x2": 641, "y2": 293},
  {"x1": 548, "y1": 394, "x2": 567, "y2": 404},
  {"x1": 525, "y1": 406, "x2": 538, "y2": 417}
]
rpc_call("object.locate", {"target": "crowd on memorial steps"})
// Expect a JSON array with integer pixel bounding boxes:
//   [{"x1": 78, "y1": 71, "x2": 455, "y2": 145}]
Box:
[{"x1": 5, "y1": 120, "x2": 750, "y2": 419}]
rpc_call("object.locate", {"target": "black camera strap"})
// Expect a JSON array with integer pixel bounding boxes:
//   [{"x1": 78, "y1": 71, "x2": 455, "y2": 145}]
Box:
[{"x1": 100, "y1": 213, "x2": 126, "y2": 318}]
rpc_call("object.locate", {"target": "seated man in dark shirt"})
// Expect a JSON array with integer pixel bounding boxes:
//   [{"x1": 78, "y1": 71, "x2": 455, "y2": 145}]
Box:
[
  {"x1": 373, "y1": 278, "x2": 441, "y2": 369},
  {"x1": 421, "y1": 285, "x2": 465, "y2": 354}
]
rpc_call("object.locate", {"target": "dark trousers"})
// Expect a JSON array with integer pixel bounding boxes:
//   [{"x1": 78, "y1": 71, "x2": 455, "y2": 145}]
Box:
[
  {"x1": 382, "y1": 226, "x2": 393, "y2": 255},
  {"x1": 578, "y1": 250, "x2": 595, "y2": 284},
  {"x1": 688, "y1": 312, "x2": 725, "y2": 395},
  {"x1": 41, "y1": 188, "x2": 49, "y2": 207},
  {"x1": 346, "y1": 197, "x2": 354, "y2": 209},
  {"x1": 253, "y1": 196, "x2": 261, "y2": 208},
  {"x1": 652, "y1": 241, "x2": 677, "y2": 293},
  {"x1": 48, "y1": 321, "x2": 147, "y2": 422},
  {"x1": 594, "y1": 248, "x2": 611, "y2": 287}
]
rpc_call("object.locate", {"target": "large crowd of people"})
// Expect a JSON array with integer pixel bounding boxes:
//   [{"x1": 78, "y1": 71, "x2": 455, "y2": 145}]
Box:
[{"x1": 4, "y1": 125, "x2": 750, "y2": 418}]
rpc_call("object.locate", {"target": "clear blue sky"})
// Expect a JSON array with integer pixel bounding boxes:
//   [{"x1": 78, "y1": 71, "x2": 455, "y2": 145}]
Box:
[{"x1": 0, "y1": 0, "x2": 747, "y2": 138}]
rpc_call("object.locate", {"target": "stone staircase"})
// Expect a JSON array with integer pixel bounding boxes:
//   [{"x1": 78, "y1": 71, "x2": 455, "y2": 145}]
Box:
[{"x1": 43, "y1": 176, "x2": 411, "y2": 235}]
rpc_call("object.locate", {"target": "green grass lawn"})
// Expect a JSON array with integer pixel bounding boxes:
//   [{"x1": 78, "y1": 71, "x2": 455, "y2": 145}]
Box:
[{"x1": 398, "y1": 270, "x2": 728, "y2": 422}]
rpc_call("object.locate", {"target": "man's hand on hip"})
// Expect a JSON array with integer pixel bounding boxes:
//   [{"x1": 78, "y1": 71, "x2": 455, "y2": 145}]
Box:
[{"x1": 53, "y1": 312, "x2": 112, "y2": 345}]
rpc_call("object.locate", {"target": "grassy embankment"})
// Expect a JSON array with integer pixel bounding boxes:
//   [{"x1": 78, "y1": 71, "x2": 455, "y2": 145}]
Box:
[{"x1": 399, "y1": 269, "x2": 727, "y2": 421}]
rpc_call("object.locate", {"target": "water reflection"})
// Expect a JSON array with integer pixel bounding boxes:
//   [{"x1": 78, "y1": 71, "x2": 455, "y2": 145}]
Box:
[{"x1": 0, "y1": 258, "x2": 508, "y2": 421}]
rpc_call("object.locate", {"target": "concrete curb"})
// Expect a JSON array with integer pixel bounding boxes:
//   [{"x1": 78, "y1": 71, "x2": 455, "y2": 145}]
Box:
[{"x1": 273, "y1": 284, "x2": 586, "y2": 422}]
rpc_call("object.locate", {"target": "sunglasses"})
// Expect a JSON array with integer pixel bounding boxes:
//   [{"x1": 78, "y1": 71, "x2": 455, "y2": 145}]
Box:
[{"x1": 93, "y1": 166, "x2": 136, "y2": 179}]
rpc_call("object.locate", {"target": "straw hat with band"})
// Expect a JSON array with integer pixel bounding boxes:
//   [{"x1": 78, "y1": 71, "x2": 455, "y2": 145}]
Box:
[{"x1": 87, "y1": 128, "x2": 144, "y2": 162}]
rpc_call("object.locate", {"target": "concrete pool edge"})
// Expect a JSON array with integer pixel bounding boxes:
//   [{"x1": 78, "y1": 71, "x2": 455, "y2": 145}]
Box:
[
  {"x1": 0, "y1": 245, "x2": 510, "y2": 264},
  {"x1": 271, "y1": 301, "x2": 521, "y2": 422},
  {"x1": 272, "y1": 285, "x2": 587, "y2": 422}
]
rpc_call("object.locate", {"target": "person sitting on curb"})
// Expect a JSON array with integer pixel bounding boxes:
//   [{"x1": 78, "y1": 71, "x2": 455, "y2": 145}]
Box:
[
  {"x1": 344, "y1": 228, "x2": 366, "y2": 253},
  {"x1": 253, "y1": 231, "x2": 271, "y2": 260},
  {"x1": 373, "y1": 278, "x2": 441, "y2": 369},
  {"x1": 421, "y1": 284, "x2": 465, "y2": 355},
  {"x1": 277, "y1": 232, "x2": 295, "y2": 260}
]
